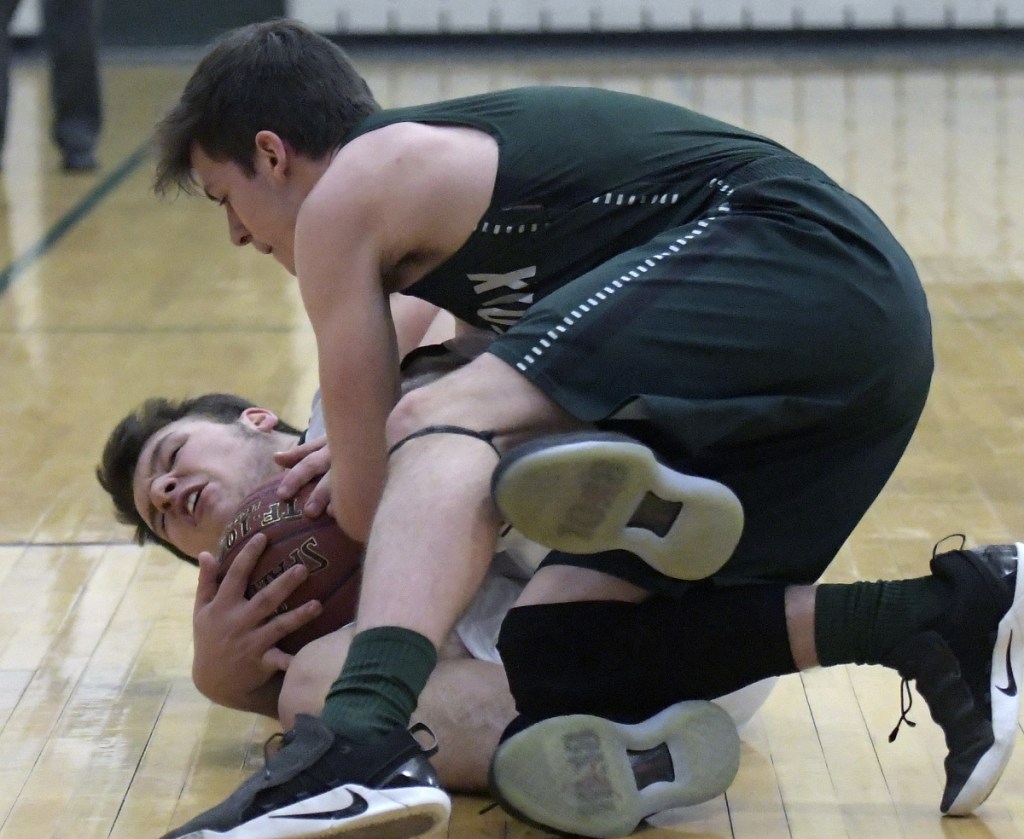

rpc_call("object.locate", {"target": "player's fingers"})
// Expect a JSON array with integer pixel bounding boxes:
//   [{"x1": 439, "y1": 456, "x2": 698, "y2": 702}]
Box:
[
  {"x1": 217, "y1": 532, "x2": 268, "y2": 598},
  {"x1": 193, "y1": 551, "x2": 220, "y2": 610},
  {"x1": 262, "y1": 646, "x2": 293, "y2": 673},
  {"x1": 273, "y1": 434, "x2": 328, "y2": 469},
  {"x1": 262, "y1": 599, "x2": 323, "y2": 648},
  {"x1": 302, "y1": 472, "x2": 333, "y2": 518},
  {"x1": 276, "y1": 451, "x2": 332, "y2": 501},
  {"x1": 246, "y1": 561, "x2": 309, "y2": 620}
]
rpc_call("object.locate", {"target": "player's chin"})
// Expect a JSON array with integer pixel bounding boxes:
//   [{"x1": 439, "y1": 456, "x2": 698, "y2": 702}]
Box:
[
  {"x1": 271, "y1": 250, "x2": 296, "y2": 274},
  {"x1": 198, "y1": 504, "x2": 233, "y2": 555},
  {"x1": 200, "y1": 485, "x2": 234, "y2": 528}
]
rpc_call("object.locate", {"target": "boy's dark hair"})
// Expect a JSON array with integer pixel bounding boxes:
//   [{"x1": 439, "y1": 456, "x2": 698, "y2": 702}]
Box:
[
  {"x1": 153, "y1": 19, "x2": 380, "y2": 196},
  {"x1": 96, "y1": 393, "x2": 302, "y2": 564}
]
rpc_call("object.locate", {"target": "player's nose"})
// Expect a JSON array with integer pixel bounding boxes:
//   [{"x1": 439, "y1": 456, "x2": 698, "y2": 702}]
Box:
[
  {"x1": 227, "y1": 208, "x2": 251, "y2": 247},
  {"x1": 152, "y1": 473, "x2": 178, "y2": 510}
]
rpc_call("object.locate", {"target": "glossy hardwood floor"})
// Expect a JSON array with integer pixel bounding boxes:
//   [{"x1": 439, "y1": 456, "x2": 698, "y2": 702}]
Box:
[{"x1": 1, "y1": 36, "x2": 1023, "y2": 839}]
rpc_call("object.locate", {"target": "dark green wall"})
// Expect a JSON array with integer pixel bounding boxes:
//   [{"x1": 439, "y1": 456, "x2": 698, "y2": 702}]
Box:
[{"x1": 100, "y1": 1, "x2": 286, "y2": 47}]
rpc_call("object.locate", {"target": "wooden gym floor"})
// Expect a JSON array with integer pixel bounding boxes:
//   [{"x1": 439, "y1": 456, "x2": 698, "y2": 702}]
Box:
[{"x1": 1, "y1": 34, "x2": 1023, "y2": 839}]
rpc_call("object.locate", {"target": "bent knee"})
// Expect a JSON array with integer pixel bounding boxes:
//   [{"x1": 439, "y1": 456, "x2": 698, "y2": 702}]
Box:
[
  {"x1": 386, "y1": 354, "x2": 580, "y2": 450},
  {"x1": 278, "y1": 628, "x2": 353, "y2": 728},
  {"x1": 385, "y1": 383, "x2": 463, "y2": 449}
]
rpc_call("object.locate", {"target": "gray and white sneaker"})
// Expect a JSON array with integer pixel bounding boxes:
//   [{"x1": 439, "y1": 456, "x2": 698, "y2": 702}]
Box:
[
  {"x1": 884, "y1": 541, "x2": 1024, "y2": 816},
  {"x1": 489, "y1": 700, "x2": 740, "y2": 838},
  {"x1": 491, "y1": 432, "x2": 743, "y2": 580},
  {"x1": 160, "y1": 716, "x2": 450, "y2": 838}
]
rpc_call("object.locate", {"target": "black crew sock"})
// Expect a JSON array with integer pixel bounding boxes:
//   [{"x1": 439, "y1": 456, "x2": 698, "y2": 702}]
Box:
[
  {"x1": 498, "y1": 583, "x2": 796, "y2": 722},
  {"x1": 814, "y1": 576, "x2": 951, "y2": 667}
]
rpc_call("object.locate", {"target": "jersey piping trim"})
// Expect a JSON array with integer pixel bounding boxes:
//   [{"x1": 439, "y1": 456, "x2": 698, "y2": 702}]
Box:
[{"x1": 512, "y1": 176, "x2": 737, "y2": 374}]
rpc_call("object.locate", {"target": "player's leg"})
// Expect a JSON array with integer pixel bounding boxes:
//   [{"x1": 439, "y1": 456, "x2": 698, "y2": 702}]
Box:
[
  {"x1": 487, "y1": 160, "x2": 937, "y2": 835},
  {"x1": 280, "y1": 627, "x2": 515, "y2": 793},
  {"x1": 346, "y1": 352, "x2": 581, "y2": 646},
  {"x1": 0, "y1": 0, "x2": 20, "y2": 162},
  {"x1": 818, "y1": 540, "x2": 1024, "y2": 815},
  {"x1": 346, "y1": 351, "x2": 748, "y2": 744},
  {"x1": 496, "y1": 533, "x2": 1024, "y2": 822},
  {"x1": 43, "y1": 0, "x2": 101, "y2": 170},
  {"x1": 496, "y1": 428, "x2": 1022, "y2": 821}
]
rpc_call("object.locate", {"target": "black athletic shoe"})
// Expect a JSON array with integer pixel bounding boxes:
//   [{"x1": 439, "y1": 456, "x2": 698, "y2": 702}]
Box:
[
  {"x1": 489, "y1": 700, "x2": 740, "y2": 838},
  {"x1": 491, "y1": 431, "x2": 744, "y2": 580},
  {"x1": 159, "y1": 715, "x2": 450, "y2": 838},
  {"x1": 883, "y1": 541, "x2": 1024, "y2": 816}
]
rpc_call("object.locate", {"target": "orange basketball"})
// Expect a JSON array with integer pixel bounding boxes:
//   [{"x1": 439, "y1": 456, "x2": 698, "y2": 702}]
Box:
[{"x1": 216, "y1": 476, "x2": 363, "y2": 655}]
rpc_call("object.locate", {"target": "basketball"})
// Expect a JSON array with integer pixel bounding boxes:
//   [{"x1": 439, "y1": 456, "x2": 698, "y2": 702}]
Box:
[{"x1": 216, "y1": 476, "x2": 363, "y2": 655}]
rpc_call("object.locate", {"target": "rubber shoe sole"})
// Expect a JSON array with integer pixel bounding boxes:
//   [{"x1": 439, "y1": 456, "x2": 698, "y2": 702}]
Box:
[
  {"x1": 492, "y1": 432, "x2": 743, "y2": 580},
  {"x1": 159, "y1": 717, "x2": 450, "y2": 839},
  {"x1": 175, "y1": 783, "x2": 451, "y2": 838},
  {"x1": 490, "y1": 700, "x2": 740, "y2": 838},
  {"x1": 944, "y1": 542, "x2": 1024, "y2": 816}
]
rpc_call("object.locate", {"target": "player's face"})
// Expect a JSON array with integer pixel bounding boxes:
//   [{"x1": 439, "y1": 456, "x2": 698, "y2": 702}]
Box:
[
  {"x1": 132, "y1": 416, "x2": 283, "y2": 559},
  {"x1": 191, "y1": 144, "x2": 298, "y2": 274}
]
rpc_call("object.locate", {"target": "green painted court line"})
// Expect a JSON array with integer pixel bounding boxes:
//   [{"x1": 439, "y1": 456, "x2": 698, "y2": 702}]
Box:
[{"x1": 0, "y1": 140, "x2": 151, "y2": 296}]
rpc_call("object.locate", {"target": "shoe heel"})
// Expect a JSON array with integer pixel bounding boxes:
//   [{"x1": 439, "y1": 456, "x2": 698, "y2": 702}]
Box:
[
  {"x1": 491, "y1": 700, "x2": 739, "y2": 838},
  {"x1": 493, "y1": 433, "x2": 743, "y2": 580}
]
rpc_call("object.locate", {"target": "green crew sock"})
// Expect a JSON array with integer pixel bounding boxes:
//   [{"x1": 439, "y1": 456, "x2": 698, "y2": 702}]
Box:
[
  {"x1": 814, "y1": 576, "x2": 952, "y2": 667},
  {"x1": 319, "y1": 626, "x2": 438, "y2": 741}
]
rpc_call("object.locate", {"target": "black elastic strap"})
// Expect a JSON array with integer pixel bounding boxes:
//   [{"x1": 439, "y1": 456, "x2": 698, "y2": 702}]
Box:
[{"x1": 388, "y1": 424, "x2": 500, "y2": 458}]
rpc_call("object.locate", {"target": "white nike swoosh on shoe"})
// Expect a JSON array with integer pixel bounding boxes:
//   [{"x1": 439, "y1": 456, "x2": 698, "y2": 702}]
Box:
[{"x1": 270, "y1": 790, "x2": 368, "y2": 821}]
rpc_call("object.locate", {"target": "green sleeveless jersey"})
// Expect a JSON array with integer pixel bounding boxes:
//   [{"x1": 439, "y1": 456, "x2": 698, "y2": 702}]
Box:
[{"x1": 347, "y1": 86, "x2": 790, "y2": 332}]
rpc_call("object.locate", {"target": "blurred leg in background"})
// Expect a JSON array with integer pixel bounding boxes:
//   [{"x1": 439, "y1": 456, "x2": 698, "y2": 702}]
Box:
[{"x1": 0, "y1": 0, "x2": 101, "y2": 172}]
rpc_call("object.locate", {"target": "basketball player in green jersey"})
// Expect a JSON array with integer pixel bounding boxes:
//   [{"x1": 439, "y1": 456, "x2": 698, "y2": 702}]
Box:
[{"x1": 150, "y1": 20, "x2": 1021, "y2": 839}]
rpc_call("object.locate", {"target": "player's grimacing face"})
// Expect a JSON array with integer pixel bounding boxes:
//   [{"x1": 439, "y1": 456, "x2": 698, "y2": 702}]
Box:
[{"x1": 132, "y1": 417, "x2": 282, "y2": 559}]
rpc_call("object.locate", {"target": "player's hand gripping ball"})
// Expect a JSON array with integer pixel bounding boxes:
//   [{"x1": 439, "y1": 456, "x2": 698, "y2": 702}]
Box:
[{"x1": 216, "y1": 476, "x2": 363, "y2": 655}]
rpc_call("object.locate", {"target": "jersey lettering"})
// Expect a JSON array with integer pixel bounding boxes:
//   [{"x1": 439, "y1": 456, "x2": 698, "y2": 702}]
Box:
[{"x1": 468, "y1": 266, "x2": 537, "y2": 330}]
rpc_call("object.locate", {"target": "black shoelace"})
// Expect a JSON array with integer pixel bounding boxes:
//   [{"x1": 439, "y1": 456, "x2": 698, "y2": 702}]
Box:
[{"x1": 888, "y1": 677, "x2": 918, "y2": 742}]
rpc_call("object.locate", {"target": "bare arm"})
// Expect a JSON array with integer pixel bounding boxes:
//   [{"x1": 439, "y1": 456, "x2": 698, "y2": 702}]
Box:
[{"x1": 294, "y1": 122, "x2": 497, "y2": 540}]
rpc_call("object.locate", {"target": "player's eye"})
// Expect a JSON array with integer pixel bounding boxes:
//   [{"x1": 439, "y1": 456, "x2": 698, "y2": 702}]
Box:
[{"x1": 169, "y1": 443, "x2": 183, "y2": 468}]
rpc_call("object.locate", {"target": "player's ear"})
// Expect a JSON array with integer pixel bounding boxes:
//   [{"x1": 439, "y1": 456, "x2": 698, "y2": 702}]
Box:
[
  {"x1": 240, "y1": 407, "x2": 279, "y2": 432},
  {"x1": 254, "y1": 130, "x2": 289, "y2": 176}
]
